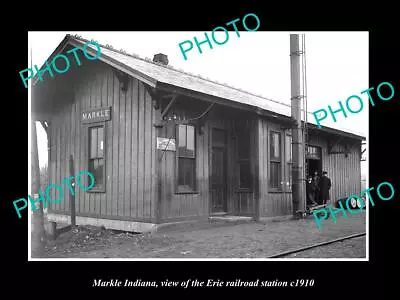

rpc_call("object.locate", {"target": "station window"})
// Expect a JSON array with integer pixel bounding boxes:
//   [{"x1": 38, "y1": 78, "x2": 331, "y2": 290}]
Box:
[
  {"x1": 176, "y1": 124, "x2": 196, "y2": 192},
  {"x1": 270, "y1": 131, "x2": 282, "y2": 190},
  {"x1": 88, "y1": 125, "x2": 105, "y2": 192}
]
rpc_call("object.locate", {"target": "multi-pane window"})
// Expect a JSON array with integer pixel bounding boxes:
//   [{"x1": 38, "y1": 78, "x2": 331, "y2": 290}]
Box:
[
  {"x1": 177, "y1": 124, "x2": 196, "y2": 192},
  {"x1": 285, "y1": 135, "x2": 292, "y2": 191},
  {"x1": 89, "y1": 126, "x2": 105, "y2": 191},
  {"x1": 306, "y1": 145, "x2": 321, "y2": 159},
  {"x1": 238, "y1": 129, "x2": 251, "y2": 189},
  {"x1": 269, "y1": 131, "x2": 281, "y2": 189}
]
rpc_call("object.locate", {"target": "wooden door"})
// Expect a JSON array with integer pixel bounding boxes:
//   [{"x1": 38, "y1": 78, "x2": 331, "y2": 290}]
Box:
[{"x1": 211, "y1": 129, "x2": 227, "y2": 214}]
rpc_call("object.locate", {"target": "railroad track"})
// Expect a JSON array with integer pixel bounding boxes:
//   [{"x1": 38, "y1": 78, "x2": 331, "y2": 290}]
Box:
[{"x1": 267, "y1": 232, "x2": 366, "y2": 258}]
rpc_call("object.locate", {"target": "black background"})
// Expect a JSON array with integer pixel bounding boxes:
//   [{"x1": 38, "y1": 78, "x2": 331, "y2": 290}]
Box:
[{"x1": 3, "y1": 3, "x2": 398, "y2": 297}]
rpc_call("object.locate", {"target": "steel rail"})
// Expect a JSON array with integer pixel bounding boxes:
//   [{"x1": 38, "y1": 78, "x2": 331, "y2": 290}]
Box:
[{"x1": 267, "y1": 232, "x2": 366, "y2": 258}]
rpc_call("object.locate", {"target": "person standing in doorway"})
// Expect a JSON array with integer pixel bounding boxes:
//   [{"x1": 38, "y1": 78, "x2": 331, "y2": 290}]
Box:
[
  {"x1": 306, "y1": 177, "x2": 318, "y2": 206},
  {"x1": 313, "y1": 171, "x2": 321, "y2": 204},
  {"x1": 319, "y1": 171, "x2": 332, "y2": 205}
]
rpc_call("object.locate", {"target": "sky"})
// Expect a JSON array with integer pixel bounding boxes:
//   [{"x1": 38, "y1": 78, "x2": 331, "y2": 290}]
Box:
[{"x1": 28, "y1": 31, "x2": 368, "y2": 176}]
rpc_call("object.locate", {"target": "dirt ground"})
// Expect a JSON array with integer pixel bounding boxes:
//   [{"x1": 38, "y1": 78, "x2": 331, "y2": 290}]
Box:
[{"x1": 43, "y1": 212, "x2": 367, "y2": 259}]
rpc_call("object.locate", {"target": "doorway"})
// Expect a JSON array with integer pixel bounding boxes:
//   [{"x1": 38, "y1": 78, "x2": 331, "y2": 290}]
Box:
[
  {"x1": 306, "y1": 145, "x2": 322, "y2": 178},
  {"x1": 211, "y1": 128, "x2": 228, "y2": 214},
  {"x1": 306, "y1": 158, "x2": 322, "y2": 178}
]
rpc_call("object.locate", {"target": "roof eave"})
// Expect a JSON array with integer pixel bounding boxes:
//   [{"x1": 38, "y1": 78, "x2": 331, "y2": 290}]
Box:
[
  {"x1": 308, "y1": 123, "x2": 366, "y2": 141},
  {"x1": 155, "y1": 81, "x2": 291, "y2": 121},
  {"x1": 156, "y1": 82, "x2": 365, "y2": 141},
  {"x1": 32, "y1": 35, "x2": 157, "y2": 88},
  {"x1": 32, "y1": 34, "x2": 71, "y2": 85}
]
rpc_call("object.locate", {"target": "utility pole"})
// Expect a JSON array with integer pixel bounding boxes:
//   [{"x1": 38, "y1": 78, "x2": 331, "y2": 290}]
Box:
[{"x1": 290, "y1": 34, "x2": 306, "y2": 217}]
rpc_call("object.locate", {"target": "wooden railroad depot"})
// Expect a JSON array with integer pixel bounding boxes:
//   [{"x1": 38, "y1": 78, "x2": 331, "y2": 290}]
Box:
[{"x1": 32, "y1": 35, "x2": 366, "y2": 232}]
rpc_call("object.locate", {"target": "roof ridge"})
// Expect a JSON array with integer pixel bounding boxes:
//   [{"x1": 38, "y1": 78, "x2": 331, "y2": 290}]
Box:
[{"x1": 69, "y1": 34, "x2": 292, "y2": 108}]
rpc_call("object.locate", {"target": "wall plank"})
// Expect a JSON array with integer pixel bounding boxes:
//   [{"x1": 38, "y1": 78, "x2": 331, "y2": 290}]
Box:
[
  {"x1": 56, "y1": 125, "x2": 61, "y2": 211},
  {"x1": 131, "y1": 79, "x2": 139, "y2": 218},
  {"x1": 118, "y1": 75, "x2": 126, "y2": 217},
  {"x1": 112, "y1": 70, "x2": 120, "y2": 217},
  {"x1": 105, "y1": 69, "x2": 113, "y2": 216},
  {"x1": 204, "y1": 122, "x2": 209, "y2": 216},
  {"x1": 124, "y1": 79, "x2": 132, "y2": 217},
  {"x1": 78, "y1": 87, "x2": 84, "y2": 214},
  {"x1": 59, "y1": 111, "x2": 65, "y2": 211},
  {"x1": 99, "y1": 70, "x2": 107, "y2": 216},
  {"x1": 144, "y1": 89, "x2": 152, "y2": 218},
  {"x1": 137, "y1": 83, "x2": 145, "y2": 218},
  {"x1": 64, "y1": 104, "x2": 70, "y2": 213},
  {"x1": 151, "y1": 97, "x2": 157, "y2": 219}
]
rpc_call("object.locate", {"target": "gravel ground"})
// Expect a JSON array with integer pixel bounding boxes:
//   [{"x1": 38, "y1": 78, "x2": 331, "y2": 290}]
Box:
[
  {"x1": 43, "y1": 211, "x2": 367, "y2": 259},
  {"x1": 283, "y1": 236, "x2": 366, "y2": 258}
]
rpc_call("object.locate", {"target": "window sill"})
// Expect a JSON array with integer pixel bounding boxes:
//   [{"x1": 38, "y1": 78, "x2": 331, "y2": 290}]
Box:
[
  {"x1": 174, "y1": 191, "x2": 199, "y2": 195},
  {"x1": 268, "y1": 189, "x2": 284, "y2": 193},
  {"x1": 236, "y1": 189, "x2": 253, "y2": 193},
  {"x1": 87, "y1": 188, "x2": 106, "y2": 193}
]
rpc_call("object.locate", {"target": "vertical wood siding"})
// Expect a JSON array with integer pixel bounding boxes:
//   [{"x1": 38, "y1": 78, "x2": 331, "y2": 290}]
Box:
[
  {"x1": 48, "y1": 60, "x2": 157, "y2": 222},
  {"x1": 159, "y1": 108, "x2": 209, "y2": 221},
  {"x1": 45, "y1": 53, "x2": 362, "y2": 223},
  {"x1": 258, "y1": 116, "x2": 362, "y2": 218},
  {"x1": 308, "y1": 135, "x2": 361, "y2": 201},
  {"x1": 159, "y1": 106, "x2": 256, "y2": 220},
  {"x1": 258, "y1": 118, "x2": 292, "y2": 217}
]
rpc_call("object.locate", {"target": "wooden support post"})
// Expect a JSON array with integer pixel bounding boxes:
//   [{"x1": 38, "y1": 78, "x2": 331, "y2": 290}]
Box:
[
  {"x1": 69, "y1": 155, "x2": 76, "y2": 227},
  {"x1": 48, "y1": 221, "x2": 57, "y2": 240},
  {"x1": 161, "y1": 95, "x2": 178, "y2": 120},
  {"x1": 39, "y1": 121, "x2": 48, "y2": 135}
]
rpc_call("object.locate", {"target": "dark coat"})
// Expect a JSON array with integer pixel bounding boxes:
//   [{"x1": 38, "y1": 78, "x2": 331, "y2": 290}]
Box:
[
  {"x1": 306, "y1": 181, "x2": 316, "y2": 204},
  {"x1": 313, "y1": 176, "x2": 320, "y2": 191},
  {"x1": 306, "y1": 181, "x2": 315, "y2": 194},
  {"x1": 319, "y1": 176, "x2": 331, "y2": 201},
  {"x1": 313, "y1": 175, "x2": 321, "y2": 203}
]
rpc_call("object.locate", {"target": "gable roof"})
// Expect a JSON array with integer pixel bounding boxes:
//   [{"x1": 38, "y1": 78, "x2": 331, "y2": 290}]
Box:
[{"x1": 33, "y1": 34, "x2": 366, "y2": 141}]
